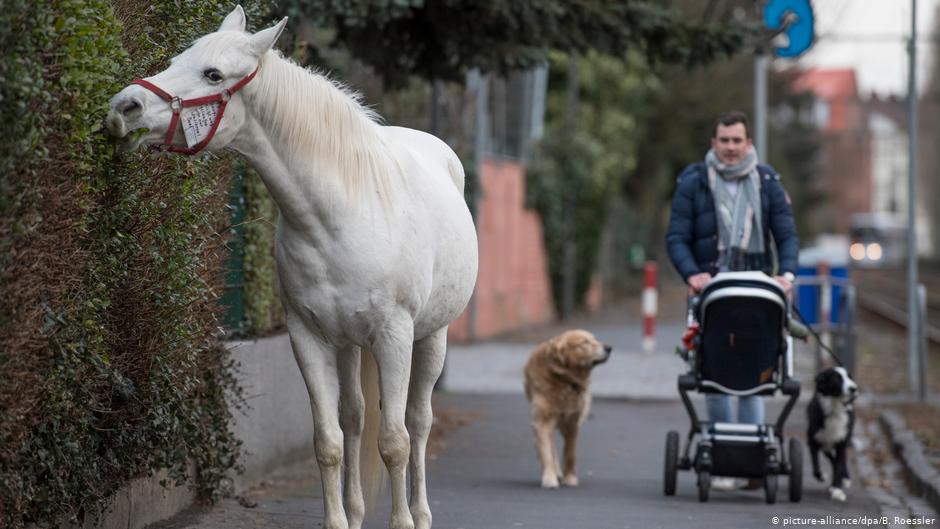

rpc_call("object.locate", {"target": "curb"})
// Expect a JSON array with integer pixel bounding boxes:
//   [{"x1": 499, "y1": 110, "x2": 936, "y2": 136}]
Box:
[{"x1": 880, "y1": 409, "x2": 940, "y2": 515}]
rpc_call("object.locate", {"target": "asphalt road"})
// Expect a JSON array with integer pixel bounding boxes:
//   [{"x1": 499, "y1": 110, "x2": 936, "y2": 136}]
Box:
[
  {"x1": 153, "y1": 392, "x2": 887, "y2": 529},
  {"x1": 150, "y1": 315, "x2": 929, "y2": 529},
  {"x1": 373, "y1": 393, "x2": 882, "y2": 529}
]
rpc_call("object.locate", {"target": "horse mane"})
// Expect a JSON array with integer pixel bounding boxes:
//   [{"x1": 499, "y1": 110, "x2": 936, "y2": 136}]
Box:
[{"x1": 250, "y1": 50, "x2": 397, "y2": 201}]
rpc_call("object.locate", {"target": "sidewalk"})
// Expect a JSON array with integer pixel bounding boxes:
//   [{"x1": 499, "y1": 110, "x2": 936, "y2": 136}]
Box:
[{"x1": 443, "y1": 317, "x2": 819, "y2": 401}]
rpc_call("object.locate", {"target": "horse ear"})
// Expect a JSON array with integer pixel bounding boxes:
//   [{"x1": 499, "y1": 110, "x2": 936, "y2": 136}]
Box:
[
  {"x1": 249, "y1": 17, "x2": 288, "y2": 56},
  {"x1": 219, "y1": 5, "x2": 247, "y2": 32}
]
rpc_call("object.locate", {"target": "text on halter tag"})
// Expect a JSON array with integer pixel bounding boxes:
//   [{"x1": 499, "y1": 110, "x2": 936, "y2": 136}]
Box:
[{"x1": 181, "y1": 103, "x2": 221, "y2": 148}]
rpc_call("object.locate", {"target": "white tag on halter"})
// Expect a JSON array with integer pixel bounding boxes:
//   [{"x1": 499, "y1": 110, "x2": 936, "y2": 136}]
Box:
[{"x1": 181, "y1": 103, "x2": 221, "y2": 148}]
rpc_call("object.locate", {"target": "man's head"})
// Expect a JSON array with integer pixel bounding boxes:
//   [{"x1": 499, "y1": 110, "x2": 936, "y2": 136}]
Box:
[{"x1": 711, "y1": 111, "x2": 753, "y2": 165}]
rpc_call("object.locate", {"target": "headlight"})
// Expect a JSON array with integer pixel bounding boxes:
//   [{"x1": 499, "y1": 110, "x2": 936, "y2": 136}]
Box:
[
  {"x1": 866, "y1": 243, "x2": 883, "y2": 261},
  {"x1": 850, "y1": 243, "x2": 866, "y2": 261}
]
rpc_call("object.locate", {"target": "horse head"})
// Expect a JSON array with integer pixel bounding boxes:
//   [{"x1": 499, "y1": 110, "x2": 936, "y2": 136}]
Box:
[{"x1": 105, "y1": 6, "x2": 286, "y2": 154}]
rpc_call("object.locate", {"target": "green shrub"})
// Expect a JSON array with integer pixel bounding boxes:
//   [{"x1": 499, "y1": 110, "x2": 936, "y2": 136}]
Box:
[
  {"x1": 0, "y1": 1, "x2": 273, "y2": 527},
  {"x1": 526, "y1": 132, "x2": 610, "y2": 315}
]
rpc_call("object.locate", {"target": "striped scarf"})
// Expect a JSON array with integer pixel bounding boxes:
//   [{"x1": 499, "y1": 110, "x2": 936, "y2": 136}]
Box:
[{"x1": 705, "y1": 146, "x2": 765, "y2": 272}]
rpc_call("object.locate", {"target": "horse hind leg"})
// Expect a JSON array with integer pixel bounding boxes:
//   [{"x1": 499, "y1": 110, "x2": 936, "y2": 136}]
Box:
[
  {"x1": 406, "y1": 328, "x2": 447, "y2": 529},
  {"x1": 287, "y1": 320, "x2": 348, "y2": 529},
  {"x1": 373, "y1": 320, "x2": 416, "y2": 529}
]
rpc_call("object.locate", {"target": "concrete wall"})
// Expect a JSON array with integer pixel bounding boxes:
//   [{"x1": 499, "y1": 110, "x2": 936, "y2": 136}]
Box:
[
  {"x1": 75, "y1": 468, "x2": 196, "y2": 529},
  {"x1": 87, "y1": 334, "x2": 314, "y2": 529},
  {"x1": 227, "y1": 334, "x2": 315, "y2": 489}
]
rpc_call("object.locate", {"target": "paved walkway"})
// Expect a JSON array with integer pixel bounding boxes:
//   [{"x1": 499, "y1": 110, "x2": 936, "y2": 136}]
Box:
[
  {"x1": 144, "y1": 312, "x2": 940, "y2": 529},
  {"x1": 443, "y1": 318, "x2": 819, "y2": 401},
  {"x1": 152, "y1": 392, "x2": 903, "y2": 529}
]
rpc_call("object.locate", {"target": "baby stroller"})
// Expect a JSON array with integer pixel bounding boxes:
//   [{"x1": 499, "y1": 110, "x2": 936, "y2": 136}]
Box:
[{"x1": 663, "y1": 271, "x2": 803, "y2": 504}]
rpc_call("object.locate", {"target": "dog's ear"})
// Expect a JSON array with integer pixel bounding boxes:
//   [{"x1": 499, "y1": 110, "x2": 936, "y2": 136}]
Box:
[
  {"x1": 533, "y1": 339, "x2": 551, "y2": 361},
  {"x1": 538, "y1": 337, "x2": 563, "y2": 365},
  {"x1": 548, "y1": 338, "x2": 569, "y2": 366},
  {"x1": 815, "y1": 368, "x2": 845, "y2": 396}
]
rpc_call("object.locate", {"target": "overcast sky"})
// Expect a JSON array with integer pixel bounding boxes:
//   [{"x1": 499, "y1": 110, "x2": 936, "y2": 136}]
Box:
[{"x1": 782, "y1": 0, "x2": 939, "y2": 96}]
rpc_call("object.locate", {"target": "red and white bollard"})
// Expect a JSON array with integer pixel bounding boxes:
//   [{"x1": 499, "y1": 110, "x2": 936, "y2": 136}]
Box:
[{"x1": 642, "y1": 261, "x2": 657, "y2": 353}]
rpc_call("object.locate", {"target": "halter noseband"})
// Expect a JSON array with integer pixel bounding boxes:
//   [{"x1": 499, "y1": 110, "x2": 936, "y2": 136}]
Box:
[{"x1": 131, "y1": 66, "x2": 259, "y2": 155}]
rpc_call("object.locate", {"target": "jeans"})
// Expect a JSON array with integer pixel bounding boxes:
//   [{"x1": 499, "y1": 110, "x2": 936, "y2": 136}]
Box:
[{"x1": 706, "y1": 394, "x2": 765, "y2": 424}]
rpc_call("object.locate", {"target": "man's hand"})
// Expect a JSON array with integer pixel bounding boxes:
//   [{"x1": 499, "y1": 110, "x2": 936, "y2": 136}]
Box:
[
  {"x1": 775, "y1": 275, "x2": 793, "y2": 295},
  {"x1": 687, "y1": 272, "x2": 712, "y2": 293}
]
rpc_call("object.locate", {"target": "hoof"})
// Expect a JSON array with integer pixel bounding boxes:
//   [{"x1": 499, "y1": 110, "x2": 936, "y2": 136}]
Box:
[
  {"x1": 561, "y1": 474, "x2": 579, "y2": 487},
  {"x1": 829, "y1": 487, "x2": 847, "y2": 502}
]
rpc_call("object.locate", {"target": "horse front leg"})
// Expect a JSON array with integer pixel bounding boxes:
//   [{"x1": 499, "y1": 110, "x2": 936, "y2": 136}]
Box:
[
  {"x1": 373, "y1": 320, "x2": 416, "y2": 529},
  {"x1": 338, "y1": 345, "x2": 365, "y2": 529},
  {"x1": 288, "y1": 319, "x2": 348, "y2": 529},
  {"x1": 406, "y1": 328, "x2": 447, "y2": 529}
]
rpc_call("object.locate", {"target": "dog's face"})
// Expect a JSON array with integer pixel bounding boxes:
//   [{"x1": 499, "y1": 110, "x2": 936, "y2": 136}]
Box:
[
  {"x1": 550, "y1": 330, "x2": 612, "y2": 370},
  {"x1": 815, "y1": 366, "x2": 858, "y2": 402}
]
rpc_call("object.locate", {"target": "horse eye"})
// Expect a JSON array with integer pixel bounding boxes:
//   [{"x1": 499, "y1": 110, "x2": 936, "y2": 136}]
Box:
[{"x1": 203, "y1": 69, "x2": 223, "y2": 83}]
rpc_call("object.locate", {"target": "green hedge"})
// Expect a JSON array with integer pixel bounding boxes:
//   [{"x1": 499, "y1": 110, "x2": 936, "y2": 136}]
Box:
[{"x1": 0, "y1": 1, "x2": 272, "y2": 527}]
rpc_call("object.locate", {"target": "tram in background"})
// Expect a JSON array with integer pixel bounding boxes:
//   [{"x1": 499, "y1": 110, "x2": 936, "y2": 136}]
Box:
[{"x1": 848, "y1": 212, "x2": 906, "y2": 268}]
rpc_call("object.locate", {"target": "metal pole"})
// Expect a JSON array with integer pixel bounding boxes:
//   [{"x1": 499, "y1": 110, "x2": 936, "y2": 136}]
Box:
[
  {"x1": 754, "y1": 47, "x2": 768, "y2": 160},
  {"x1": 918, "y1": 284, "x2": 928, "y2": 402},
  {"x1": 468, "y1": 69, "x2": 488, "y2": 341},
  {"x1": 819, "y1": 260, "x2": 832, "y2": 365},
  {"x1": 844, "y1": 284, "x2": 857, "y2": 375},
  {"x1": 907, "y1": 0, "x2": 920, "y2": 396},
  {"x1": 430, "y1": 80, "x2": 442, "y2": 136},
  {"x1": 561, "y1": 54, "x2": 579, "y2": 320},
  {"x1": 530, "y1": 64, "x2": 548, "y2": 142}
]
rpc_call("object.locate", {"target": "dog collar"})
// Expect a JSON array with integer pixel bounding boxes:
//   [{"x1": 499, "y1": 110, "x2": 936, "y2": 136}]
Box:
[{"x1": 549, "y1": 367, "x2": 586, "y2": 393}]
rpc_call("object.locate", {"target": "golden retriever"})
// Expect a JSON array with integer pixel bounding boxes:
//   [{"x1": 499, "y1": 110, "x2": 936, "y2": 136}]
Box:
[{"x1": 524, "y1": 330, "x2": 612, "y2": 488}]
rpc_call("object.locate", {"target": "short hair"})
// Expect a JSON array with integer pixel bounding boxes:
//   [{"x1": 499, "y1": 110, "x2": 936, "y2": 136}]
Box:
[{"x1": 712, "y1": 111, "x2": 750, "y2": 138}]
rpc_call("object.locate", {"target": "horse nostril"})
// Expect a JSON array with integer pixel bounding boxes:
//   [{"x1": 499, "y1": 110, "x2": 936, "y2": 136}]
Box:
[{"x1": 119, "y1": 98, "x2": 142, "y2": 117}]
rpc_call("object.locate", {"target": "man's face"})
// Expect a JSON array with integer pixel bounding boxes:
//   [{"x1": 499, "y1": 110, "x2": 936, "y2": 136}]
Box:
[{"x1": 711, "y1": 122, "x2": 752, "y2": 165}]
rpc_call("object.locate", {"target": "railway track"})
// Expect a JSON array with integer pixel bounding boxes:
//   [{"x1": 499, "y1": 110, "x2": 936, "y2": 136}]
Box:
[{"x1": 851, "y1": 268, "x2": 940, "y2": 345}]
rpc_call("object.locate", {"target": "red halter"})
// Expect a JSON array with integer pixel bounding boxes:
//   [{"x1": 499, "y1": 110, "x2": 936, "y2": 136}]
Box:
[{"x1": 131, "y1": 66, "x2": 259, "y2": 155}]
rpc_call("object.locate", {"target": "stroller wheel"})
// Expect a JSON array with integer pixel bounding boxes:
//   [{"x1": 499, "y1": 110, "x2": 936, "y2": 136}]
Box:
[
  {"x1": 664, "y1": 431, "x2": 679, "y2": 496},
  {"x1": 788, "y1": 438, "x2": 803, "y2": 502},
  {"x1": 697, "y1": 471, "x2": 710, "y2": 502},
  {"x1": 764, "y1": 473, "x2": 778, "y2": 504}
]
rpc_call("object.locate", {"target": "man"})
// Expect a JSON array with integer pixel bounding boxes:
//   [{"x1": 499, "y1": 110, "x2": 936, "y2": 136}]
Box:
[{"x1": 665, "y1": 111, "x2": 799, "y2": 473}]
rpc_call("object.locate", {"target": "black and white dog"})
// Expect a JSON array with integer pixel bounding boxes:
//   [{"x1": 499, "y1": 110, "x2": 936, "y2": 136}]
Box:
[{"x1": 807, "y1": 366, "x2": 859, "y2": 501}]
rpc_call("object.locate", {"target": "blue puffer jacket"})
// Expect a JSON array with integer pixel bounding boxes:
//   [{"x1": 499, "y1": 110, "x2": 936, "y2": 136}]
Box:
[{"x1": 665, "y1": 162, "x2": 800, "y2": 281}]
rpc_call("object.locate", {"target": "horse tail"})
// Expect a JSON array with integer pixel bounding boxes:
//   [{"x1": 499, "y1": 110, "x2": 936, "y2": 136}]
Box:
[
  {"x1": 446, "y1": 154, "x2": 465, "y2": 193},
  {"x1": 360, "y1": 348, "x2": 385, "y2": 513}
]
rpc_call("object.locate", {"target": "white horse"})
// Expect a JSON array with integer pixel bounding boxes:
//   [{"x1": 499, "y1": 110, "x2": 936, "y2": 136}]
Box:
[{"x1": 105, "y1": 7, "x2": 478, "y2": 529}]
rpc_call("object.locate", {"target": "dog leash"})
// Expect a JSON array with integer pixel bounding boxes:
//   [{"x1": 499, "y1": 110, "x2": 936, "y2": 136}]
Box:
[{"x1": 790, "y1": 304, "x2": 850, "y2": 369}]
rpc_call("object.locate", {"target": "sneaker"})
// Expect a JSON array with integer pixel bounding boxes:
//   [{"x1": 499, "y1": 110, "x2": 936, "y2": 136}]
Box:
[{"x1": 711, "y1": 476, "x2": 739, "y2": 491}]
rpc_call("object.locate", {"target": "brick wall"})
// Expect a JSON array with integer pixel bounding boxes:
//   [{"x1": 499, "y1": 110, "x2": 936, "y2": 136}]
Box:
[{"x1": 449, "y1": 159, "x2": 555, "y2": 341}]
